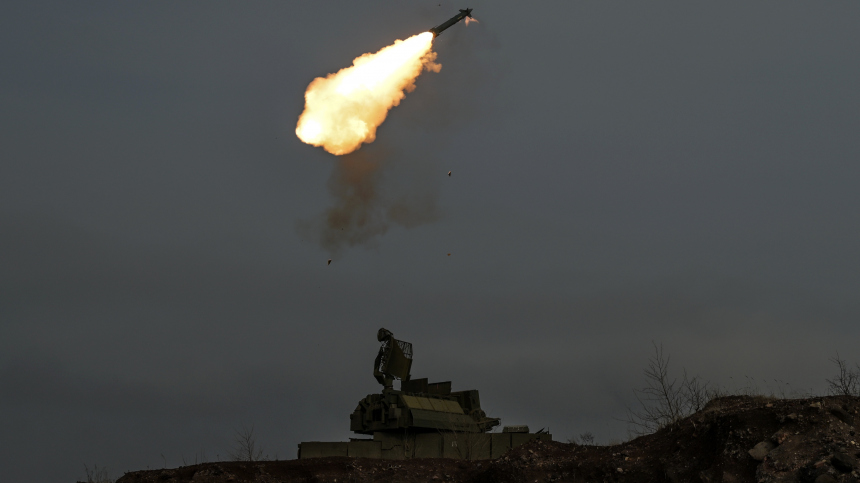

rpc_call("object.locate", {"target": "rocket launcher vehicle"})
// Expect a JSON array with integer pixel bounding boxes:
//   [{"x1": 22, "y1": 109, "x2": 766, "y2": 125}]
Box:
[{"x1": 298, "y1": 328, "x2": 552, "y2": 460}]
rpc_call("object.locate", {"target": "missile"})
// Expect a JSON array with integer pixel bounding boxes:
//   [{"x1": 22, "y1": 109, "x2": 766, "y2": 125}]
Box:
[{"x1": 429, "y1": 8, "x2": 473, "y2": 37}]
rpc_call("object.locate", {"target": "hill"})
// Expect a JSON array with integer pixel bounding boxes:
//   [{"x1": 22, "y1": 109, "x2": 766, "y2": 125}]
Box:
[{"x1": 115, "y1": 395, "x2": 859, "y2": 483}]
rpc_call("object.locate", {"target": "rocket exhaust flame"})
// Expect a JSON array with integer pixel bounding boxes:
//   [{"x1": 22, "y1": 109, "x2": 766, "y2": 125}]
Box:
[{"x1": 296, "y1": 32, "x2": 441, "y2": 155}]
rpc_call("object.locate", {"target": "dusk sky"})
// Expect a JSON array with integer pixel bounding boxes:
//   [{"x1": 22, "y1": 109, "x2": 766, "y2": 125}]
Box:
[{"x1": 2, "y1": 2, "x2": 859, "y2": 481}]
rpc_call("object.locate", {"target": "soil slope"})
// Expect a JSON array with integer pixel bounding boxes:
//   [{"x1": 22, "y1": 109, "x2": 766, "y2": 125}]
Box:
[{"x1": 115, "y1": 395, "x2": 860, "y2": 483}]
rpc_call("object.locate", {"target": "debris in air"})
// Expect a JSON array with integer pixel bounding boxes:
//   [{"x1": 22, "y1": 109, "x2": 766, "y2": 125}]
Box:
[
  {"x1": 448, "y1": 171, "x2": 451, "y2": 176},
  {"x1": 327, "y1": 259, "x2": 332, "y2": 265}
]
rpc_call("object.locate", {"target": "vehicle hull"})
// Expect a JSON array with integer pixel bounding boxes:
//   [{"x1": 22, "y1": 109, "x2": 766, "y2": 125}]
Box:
[{"x1": 298, "y1": 430, "x2": 552, "y2": 460}]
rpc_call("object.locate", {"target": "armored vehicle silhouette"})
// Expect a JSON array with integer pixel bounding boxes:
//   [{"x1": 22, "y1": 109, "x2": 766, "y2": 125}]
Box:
[{"x1": 298, "y1": 329, "x2": 551, "y2": 460}]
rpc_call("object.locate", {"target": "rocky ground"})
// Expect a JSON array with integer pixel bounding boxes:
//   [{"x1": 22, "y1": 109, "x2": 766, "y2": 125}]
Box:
[{"x1": 114, "y1": 395, "x2": 860, "y2": 483}]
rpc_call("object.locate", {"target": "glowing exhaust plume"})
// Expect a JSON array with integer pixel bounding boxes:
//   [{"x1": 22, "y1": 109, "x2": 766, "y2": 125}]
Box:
[{"x1": 296, "y1": 32, "x2": 441, "y2": 155}]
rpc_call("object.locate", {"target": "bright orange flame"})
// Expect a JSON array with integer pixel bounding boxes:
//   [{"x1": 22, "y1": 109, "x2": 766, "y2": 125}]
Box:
[{"x1": 296, "y1": 32, "x2": 441, "y2": 155}]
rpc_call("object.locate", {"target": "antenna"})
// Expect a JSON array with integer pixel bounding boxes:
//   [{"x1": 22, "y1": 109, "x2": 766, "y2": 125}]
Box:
[{"x1": 373, "y1": 328, "x2": 413, "y2": 390}]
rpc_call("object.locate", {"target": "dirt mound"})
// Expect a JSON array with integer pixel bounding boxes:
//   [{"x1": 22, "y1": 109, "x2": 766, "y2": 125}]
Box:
[{"x1": 116, "y1": 395, "x2": 860, "y2": 483}]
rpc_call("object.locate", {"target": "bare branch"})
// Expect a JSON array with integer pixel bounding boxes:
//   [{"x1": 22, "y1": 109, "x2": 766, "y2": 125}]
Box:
[
  {"x1": 624, "y1": 342, "x2": 716, "y2": 436},
  {"x1": 229, "y1": 424, "x2": 264, "y2": 462},
  {"x1": 83, "y1": 464, "x2": 113, "y2": 483},
  {"x1": 825, "y1": 352, "x2": 859, "y2": 397}
]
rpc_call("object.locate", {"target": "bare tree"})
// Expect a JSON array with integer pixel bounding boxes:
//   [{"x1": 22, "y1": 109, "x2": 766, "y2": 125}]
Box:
[
  {"x1": 577, "y1": 431, "x2": 595, "y2": 445},
  {"x1": 83, "y1": 464, "x2": 113, "y2": 483},
  {"x1": 229, "y1": 424, "x2": 264, "y2": 462},
  {"x1": 625, "y1": 342, "x2": 716, "y2": 436},
  {"x1": 826, "y1": 352, "x2": 859, "y2": 397},
  {"x1": 626, "y1": 343, "x2": 683, "y2": 435}
]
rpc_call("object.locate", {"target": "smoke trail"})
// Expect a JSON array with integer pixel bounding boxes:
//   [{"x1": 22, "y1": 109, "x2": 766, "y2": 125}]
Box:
[{"x1": 296, "y1": 147, "x2": 441, "y2": 255}]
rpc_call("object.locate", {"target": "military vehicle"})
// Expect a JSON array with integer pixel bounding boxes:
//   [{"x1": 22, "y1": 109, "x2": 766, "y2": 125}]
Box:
[{"x1": 298, "y1": 328, "x2": 551, "y2": 460}]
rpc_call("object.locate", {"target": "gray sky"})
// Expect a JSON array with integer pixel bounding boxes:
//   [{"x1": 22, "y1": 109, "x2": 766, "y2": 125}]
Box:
[{"x1": 2, "y1": 1, "x2": 860, "y2": 481}]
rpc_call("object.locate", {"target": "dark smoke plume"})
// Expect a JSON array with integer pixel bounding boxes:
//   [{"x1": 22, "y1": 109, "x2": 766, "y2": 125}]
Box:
[{"x1": 297, "y1": 148, "x2": 441, "y2": 255}]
